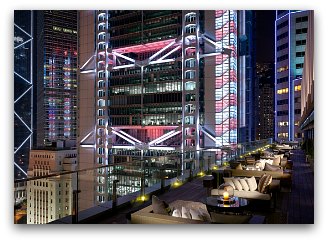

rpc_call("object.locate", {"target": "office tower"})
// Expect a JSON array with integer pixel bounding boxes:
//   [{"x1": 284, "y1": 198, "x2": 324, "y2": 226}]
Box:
[
  {"x1": 78, "y1": 10, "x2": 247, "y2": 209},
  {"x1": 14, "y1": 10, "x2": 33, "y2": 179},
  {"x1": 26, "y1": 145, "x2": 77, "y2": 224},
  {"x1": 34, "y1": 10, "x2": 78, "y2": 147},
  {"x1": 300, "y1": 11, "x2": 314, "y2": 143},
  {"x1": 275, "y1": 10, "x2": 310, "y2": 143},
  {"x1": 237, "y1": 10, "x2": 257, "y2": 143},
  {"x1": 256, "y1": 63, "x2": 275, "y2": 140}
]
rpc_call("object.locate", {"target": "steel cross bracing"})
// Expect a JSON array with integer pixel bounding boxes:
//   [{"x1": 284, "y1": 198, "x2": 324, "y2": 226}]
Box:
[{"x1": 79, "y1": 11, "x2": 232, "y2": 154}]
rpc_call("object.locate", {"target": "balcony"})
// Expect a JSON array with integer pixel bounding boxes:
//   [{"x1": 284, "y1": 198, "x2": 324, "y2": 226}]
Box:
[{"x1": 14, "y1": 140, "x2": 313, "y2": 224}]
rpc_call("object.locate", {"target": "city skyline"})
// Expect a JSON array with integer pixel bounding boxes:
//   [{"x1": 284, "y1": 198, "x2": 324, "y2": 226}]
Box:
[{"x1": 12, "y1": 9, "x2": 314, "y2": 228}]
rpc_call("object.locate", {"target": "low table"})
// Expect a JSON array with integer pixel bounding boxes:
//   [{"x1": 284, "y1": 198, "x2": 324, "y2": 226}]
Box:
[{"x1": 205, "y1": 196, "x2": 250, "y2": 214}]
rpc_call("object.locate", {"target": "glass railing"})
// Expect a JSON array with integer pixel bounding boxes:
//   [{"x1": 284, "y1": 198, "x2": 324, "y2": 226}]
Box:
[{"x1": 14, "y1": 138, "x2": 274, "y2": 224}]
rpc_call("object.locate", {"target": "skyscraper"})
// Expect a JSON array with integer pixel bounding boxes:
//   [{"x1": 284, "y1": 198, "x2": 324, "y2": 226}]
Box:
[
  {"x1": 34, "y1": 10, "x2": 78, "y2": 148},
  {"x1": 257, "y1": 63, "x2": 275, "y2": 140},
  {"x1": 237, "y1": 10, "x2": 257, "y2": 143},
  {"x1": 275, "y1": 10, "x2": 310, "y2": 142},
  {"x1": 78, "y1": 10, "x2": 250, "y2": 209},
  {"x1": 14, "y1": 10, "x2": 33, "y2": 179},
  {"x1": 300, "y1": 10, "x2": 314, "y2": 146}
]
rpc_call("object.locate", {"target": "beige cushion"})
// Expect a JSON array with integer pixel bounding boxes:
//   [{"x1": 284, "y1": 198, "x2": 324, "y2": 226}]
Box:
[
  {"x1": 258, "y1": 174, "x2": 273, "y2": 193},
  {"x1": 172, "y1": 209, "x2": 181, "y2": 218},
  {"x1": 239, "y1": 178, "x2": 250, "y2": 191},
  {"x1": 235, "y1": 163, "x2": 243, "y2": 170},
  {"x1": 223, "y1": 177, "x2": 236, "y2": 189},
  {"x1": 264, "y1": 163, "x2": 281, "y2": 171},
  {"x1": 181, "y1": 206, "x2": 191, "y2": 219},
  {"x1": 246, "y1": 176, "x2": 257, "y2": 191},
  {"x1": 272, "y1": 157, "x2": 280, "y2": 166},
  {"x1": 232, "y1": 178, "x2": 243, "y2": 191},
  {"x1": 190, "y1": 208, "x2": 204, "y2": 221},
  {"x1": 273, "y1": 155, "x2": 281, "y2": 166}
]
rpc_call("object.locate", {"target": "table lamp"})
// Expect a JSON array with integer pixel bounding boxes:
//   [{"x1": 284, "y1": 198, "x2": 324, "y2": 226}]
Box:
[{"x1": 223, "y1": 191, "x2": 229, "y2": 200}]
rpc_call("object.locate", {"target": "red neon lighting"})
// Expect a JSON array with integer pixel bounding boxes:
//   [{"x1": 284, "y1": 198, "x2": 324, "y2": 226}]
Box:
[{"x1": 113, "y1": 39, "x2": 178, "y2": 54}]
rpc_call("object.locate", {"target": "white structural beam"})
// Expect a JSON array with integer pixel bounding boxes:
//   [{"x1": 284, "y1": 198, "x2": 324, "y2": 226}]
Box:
[
  {"x1": 200, "y1": 52, "x2": 222, "y2": 59},
  {"x1": 149, "y1": 58, "x2": 175, "y2": 65},
  {"x1": 113, "y1": 129, "x2": 143, "y2": 144},
  {"x1": 14, "y1": 111, "x2": 32, "y2": 132},
  {"x1": 112, "y1": 52, "x2": 136, "y2": 63},
  {"x1": 80, "y1": 54, "x2": 96, "y2": 70},
  {"x1": 148, "y1": 129, "x2": 178, "y2": 145},
  {"x1": 79, "y1": 130, "x2": 94, "y2": 145},
  {"x1": 14, "y1": 85, "x2": 32, "y2": 104},
  {"x1": 157, "y1": 46, "x2": 181, "y2": 61},
  {"x1": 148, "y1": 40, "x2": 177, "y2": 62},
  {"x1": 112, "y1": 145, "x2": 135, "y2": 149},
  {"x1": 112, "y1": 130, "x2": 136, "y2": 145},
  {"x1": 14, "y1": 134, "x2": 32, "y2": 154},
  {"x1": 14, "y1": 72, "x2": 31, "y2": 84},
  {"x1": 80, "y1": 69, "x2": 96, "y2": 74},
  {"x1": 14, "y1": 38, "x2": 32, "y2": 49},
  {"x1": 201, "y1": 34, "x2": 223, "y2": 50},
  {"x1": 149, "y1": 130, "x2": 182, "y2": 146},
  {"x1": 112, "y1": 64, "x2": 135, "y2": 70},
  {"x1": 14, "y1": 23, "x2": 32, "y2": 38},
  {"x1": 14, "y1": 162, "x2": 28, "y2": 176},
  {"x1": 200, "y1": 126, "x2": 217, "y2": 143}
]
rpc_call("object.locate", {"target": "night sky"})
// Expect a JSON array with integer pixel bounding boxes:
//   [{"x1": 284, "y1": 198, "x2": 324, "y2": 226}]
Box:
[{"x1": 255, "y1": 10, "x2": 276, "y2": 63}]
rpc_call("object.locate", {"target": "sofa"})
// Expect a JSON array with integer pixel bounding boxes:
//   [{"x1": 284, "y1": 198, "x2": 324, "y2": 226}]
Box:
[
  {"x1": 211, "y1": 176, "x2": 280, "y2": 201},
  {"x1": 225, "y1": 155, "x2": 292, "y2": 189},
  {"x1": 130, "y1": 197, "x2": 265, "y2": 224}
]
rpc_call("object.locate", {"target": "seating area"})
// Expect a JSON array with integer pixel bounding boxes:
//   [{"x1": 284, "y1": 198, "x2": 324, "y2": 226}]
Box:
[
  {"x1": 131, "y1": 197, "x2": 265, "y2": 224},
  {"x1": 83, "y1": 148, "x2": 313, "y2": 224}
]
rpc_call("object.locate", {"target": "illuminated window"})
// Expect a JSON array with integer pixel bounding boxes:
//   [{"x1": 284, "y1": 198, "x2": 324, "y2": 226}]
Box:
[
  {"x1": 185, "y1": 24, "x2": 196, "y2": 34},
  {"x1": 98, "y1": 147, "x2": 105, "y2": 155},
  {"x1": 53, "y1": 26, "x2": 62, "y2": 32},
  {"x1": 278, "y1": 132, "x2": 288, "y2": 138},
  {"x1": 63, "y1": 28, "x2": 72, "y2": 34},
  {"x1": 277, "y1": 88, "x2": 289, "y2": 94},
  {"x1": 278, "y1": 121, "x2": 289, "y2": 127},
  {"x1": 185, "y1": 70, "x2": 195, "y2": 79},
  {"x1": 185, "y1": 13, "x2": 196, "y2": 22},
  {"x1": 277, "y1": 66, "x2": 289, "y2": 73},
  {"x1": 294, "y1": 85, "x2": 301, "y2": 91},
  {"x1": 186, "y1": 58, "x2": 196, "y2": 68}
]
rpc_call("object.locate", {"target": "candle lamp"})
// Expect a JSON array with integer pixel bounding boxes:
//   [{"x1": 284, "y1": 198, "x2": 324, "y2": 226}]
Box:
[{"x1": 223, "y1": 191, "x2": 229, "y2": 200}]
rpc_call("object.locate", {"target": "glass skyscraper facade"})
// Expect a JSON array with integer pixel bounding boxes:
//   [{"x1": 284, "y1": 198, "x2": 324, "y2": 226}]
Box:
[
  {"x1": 14, "y1": 10, "x2": 33, "y2": 179},
  {"x1": 78, "y1": 10, "x2": 252, "y2": 209},
  {"x1": 34, "y1": 10, "x2": 78, "y2": 147}
]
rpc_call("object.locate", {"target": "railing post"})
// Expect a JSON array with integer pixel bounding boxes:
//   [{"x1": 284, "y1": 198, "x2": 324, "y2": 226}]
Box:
[
  {"x1": 188, "y1": 160, "x2": 194, "y2": 181},
  {"x1": 207, "y1": 156, "x2": 211, "y2": 174},
  {"x1": 72, "y1": 189, "x2": 81, "y2": 224},
  {"x1": 160, "y1": 167, "x2": 165, "y2": 193},
  {"x1": 112, "y1": 179, "x2": 119, "y2": 209}
]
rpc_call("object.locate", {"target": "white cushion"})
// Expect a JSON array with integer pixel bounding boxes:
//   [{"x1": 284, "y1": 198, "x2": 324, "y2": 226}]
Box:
[
  {"x1": 181, "y1": 206, "x2": 191, "y2": 219},
  {"x1": 246, "y1": 176, "x2": 257, "y2": 191},
  {"x1": 257, "y1": 159, "x2": 273, "y2": 170},
  {"x1": 239, "y1": 178, "x2": 250, "y2": 191},
  {"x1": 223, "y1": 177, "x2": 236, "y2": 189},
  {"x1": 232, "y1": 178, "x2": 243, "y2": 191},
  {"x1": 190, "y1": 208, "x2": 204, "y2": 221},
  {"x1": 172, "y1": 208, "x2": 181, "y2": 217}
]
